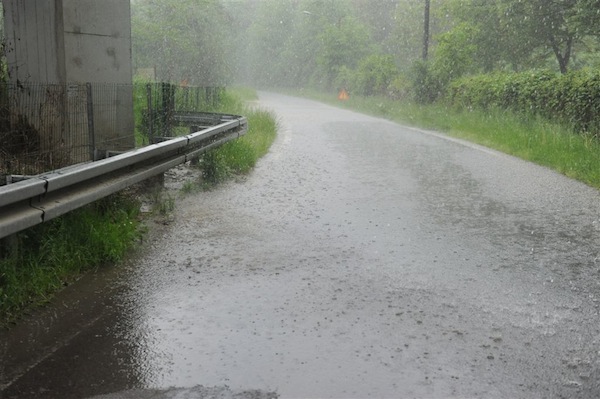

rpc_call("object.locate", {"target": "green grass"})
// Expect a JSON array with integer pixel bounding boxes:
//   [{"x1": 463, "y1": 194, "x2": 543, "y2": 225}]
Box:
[
  {"x1": 226, "y1": 86, "x2": 259, "y2": 102},
  {"x1": 0, "y1": 193, "x2": 142, "y2": 327},
  {"x1": 296, "y1": 89, "x2": 600, "y2": 189},
  {"x1": 198, "y1": 88, "x2": 277, "y2": 185},
  {"x1": 133, "y1": 78, "x2": 151, "y2": 147}
]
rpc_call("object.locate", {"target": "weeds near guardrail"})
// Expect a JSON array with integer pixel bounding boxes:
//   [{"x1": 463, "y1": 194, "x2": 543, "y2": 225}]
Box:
[
  {"x1": 0, "y1": 192, "x2": 142, "y2": 327},
  {"x1": 198, "y1": 92, "x2": 277, "y2": 185}
]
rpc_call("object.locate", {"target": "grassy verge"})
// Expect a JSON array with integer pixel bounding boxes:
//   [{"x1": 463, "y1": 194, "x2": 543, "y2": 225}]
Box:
[
  {"x1": 198, "y1": 88, "x2": 277, "y2": 185},
  {"x1": 0, "y1": 193, "x2": 142, "y2": 327},
  {"x1": 297, "y1": 89, "x2": 600, "y2": 189}
]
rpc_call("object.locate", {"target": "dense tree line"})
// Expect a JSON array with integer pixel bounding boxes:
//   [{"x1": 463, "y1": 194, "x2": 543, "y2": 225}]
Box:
[
  {"x1": 131, "y1": 0, "x2": 233, "y2": 85},
  {"x1": 131, "y1": 0, "x2": 600, "y2": 101}
]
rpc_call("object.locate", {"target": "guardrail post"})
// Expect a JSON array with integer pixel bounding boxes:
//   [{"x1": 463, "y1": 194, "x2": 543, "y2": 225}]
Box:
[{"x1": 86, "y1": 83, "x2": 96, "y2": 161}]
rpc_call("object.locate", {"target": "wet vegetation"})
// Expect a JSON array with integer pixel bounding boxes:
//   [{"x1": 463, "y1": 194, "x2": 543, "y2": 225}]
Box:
[
  {"x1": 199, "y1": 90, "x2": 278, "y2": 185},
  {"x1": 0, "y1": 194, "x2": 142, "y2": 327},
  {"x1": 0, "y1": 88, "x2": 277, "y2": 327}
]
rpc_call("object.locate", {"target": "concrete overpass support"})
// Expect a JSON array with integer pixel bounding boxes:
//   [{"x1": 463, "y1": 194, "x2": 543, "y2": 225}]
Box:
[{"x1": 3, "y1": 0, "x2": 135, "y2": 163}]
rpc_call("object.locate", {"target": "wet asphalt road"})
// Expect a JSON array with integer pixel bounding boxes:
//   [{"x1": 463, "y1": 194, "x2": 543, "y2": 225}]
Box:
[{"x1": 2, "y1": 92, "x2": 600, "y2": 398}]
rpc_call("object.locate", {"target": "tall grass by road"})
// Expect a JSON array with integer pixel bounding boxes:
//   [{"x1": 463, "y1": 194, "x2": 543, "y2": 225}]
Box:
[
  {"x1": 199, "y1": 89, "x2": 277, "y2": 184},
  {"x1": 0, "y1": 194, "x2": 142, "y2": 326},
  {"x1": 300, "y1": 89, "x2": 600, "y2": 190}
]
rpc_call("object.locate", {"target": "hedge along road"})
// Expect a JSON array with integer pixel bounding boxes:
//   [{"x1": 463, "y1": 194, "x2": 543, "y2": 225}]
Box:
[{"x1": 2, "y1": 92, "x2": 600, "y2": 399}]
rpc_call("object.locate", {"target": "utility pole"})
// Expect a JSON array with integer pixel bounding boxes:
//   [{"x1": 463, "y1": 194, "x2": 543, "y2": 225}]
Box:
[{"x1": 422, "y1": 0, "x2": 430, "y2": 60}]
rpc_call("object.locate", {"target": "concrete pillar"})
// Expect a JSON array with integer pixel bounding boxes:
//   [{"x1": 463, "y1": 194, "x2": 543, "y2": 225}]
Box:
[{"x1": 2, "y1": 0, "x2": 135, "y2": 164}]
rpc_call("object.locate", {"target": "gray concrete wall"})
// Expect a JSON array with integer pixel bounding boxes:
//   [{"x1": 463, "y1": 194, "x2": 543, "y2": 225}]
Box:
[
  {"x1": 3, "y1": 0, "x2": 133, "y2": 85},
  {"x1": 62, "y1": 0, "x2": 133, "y2": 84},
  {"x1": 2, "y1": 0, "x2": 134, "y2": 159},
  {"x1": 62, "y1": 0, "x2": 134, "y2": 152},
  {"x1": 3, "y1": 0, "x2": 65, "y2": 83}
]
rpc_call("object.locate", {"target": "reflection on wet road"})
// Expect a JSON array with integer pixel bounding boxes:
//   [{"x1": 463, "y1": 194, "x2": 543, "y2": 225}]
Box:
[{"x1": 2, "y1": 92, "x2": 600, "y2": 398}]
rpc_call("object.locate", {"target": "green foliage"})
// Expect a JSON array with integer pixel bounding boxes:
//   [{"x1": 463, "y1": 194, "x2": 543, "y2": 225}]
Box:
[
  {"x1": 200, "y1": 149, "x2": 231, "y2": 184},
  {"x1": 316, "y1": 16, "x2": 374, "y2": 88},
  {"x1": 0, "y1": 87, "x2": 276, "y2": 326},
  {"x1": 388, "y1": 75, "x2": 412, "y2": 100},
  {"x1": 242, "y1": 0, "x2": 301, "y2": 87},
  {"x1": 387, "y1": 0, "x2": 448, "y2": 71},
  {"x1": 432, "y1": 23, "x2": 479, "y2": 85},
  {"x1": 502, "y1": 0, "x2": 579, "y2": 74},
  {"x1": 240, "y1": 0, "x2": 380, "y2": 89},
  {"x1": 0, "y1": 194, "x2": 141, "y2": 327},
  {"x1": 226, "y1": 0, "x2": 600, "y2": 91},
  {"x1": 572, "y1": 0, "x2": 600, "y2": 36},
  {"x1": 408, "y1": 60, "x2": 443, "y2": 104},
  {"x1": 131, "y1": 0, "x2": 232, "y2": 85},
  {"x1": 133, "y1": 76, "x2": 151, "y2": 147},
  {"x1": 407, "y1": 22, "x2": 480, "y2": 103},
  {"x1": 445, "y1": 0, "x2": 587, "y2": 74},
  {"x1": 333, "y1": 65, "x2": 354, "y2": 92},
  {"x1": 447, "y1": 69, "x2": 600, "y2": 137},
  {"x1": 200, "y1": 108, "x2": 277, "y2": 184},
  {"x1": 354, "y1": 55, "x2": 399, "y2": 96},
  {"x1": 150, "y1": 188, "x2": 176, "y2": 215},
  {"x1": 227, "y1": 86, "x2": 259, "y2": 102}
]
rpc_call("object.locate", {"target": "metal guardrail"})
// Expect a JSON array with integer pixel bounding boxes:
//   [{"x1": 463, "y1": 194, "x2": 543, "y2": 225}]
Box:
[{"x1": 0, "y1": 113, "x2": 247, "y2": 239}]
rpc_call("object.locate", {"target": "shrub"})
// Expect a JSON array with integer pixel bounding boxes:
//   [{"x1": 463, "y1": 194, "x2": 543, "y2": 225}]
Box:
[
  {"x1": 0, "y1": 193, "x2": 141, "y2": 326},
  {"x1": 447, "y1": 69, "x2": 600, "y2": 137},
  {"x1": 354, "y1": 54, "x2": 399, "y2": 97},
  {"x1": 409, "y1": 60, "x2": 443, "y2": 104}
]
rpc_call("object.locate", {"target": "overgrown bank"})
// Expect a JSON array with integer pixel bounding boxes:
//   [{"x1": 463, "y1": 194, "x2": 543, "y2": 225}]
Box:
[
  {"x1": 199, "y1": 88, "x2": 277, "y2": 185},
  {"x1": 0, "y1": 194, "x2": 142, "y2": 326},
  {"x1": 0, "y1": 88, "x2": 277, "y2": 328}
]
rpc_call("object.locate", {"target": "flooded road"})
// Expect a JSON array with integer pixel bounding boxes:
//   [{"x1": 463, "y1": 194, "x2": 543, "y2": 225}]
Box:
[{"x1": 2, "y1": 92, "x2": 600, "y2": 398}]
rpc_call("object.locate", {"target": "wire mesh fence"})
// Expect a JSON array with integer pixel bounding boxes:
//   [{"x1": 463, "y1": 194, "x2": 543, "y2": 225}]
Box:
[
  {"x1": 137, "y1": 83, "x2": 223, "y2": 142},
  {"x1": 0, "y1": 83, "x2": 88, "y2": 177},
  {"x1": 0, "y1": 82, "x2": 223, "y2": 184}
]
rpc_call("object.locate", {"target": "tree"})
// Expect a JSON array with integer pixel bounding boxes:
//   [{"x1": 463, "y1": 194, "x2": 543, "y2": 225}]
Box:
[
  {"x1": 350, "y1": 0, "x2": 399, "y2": 55},
  {"x1": 316, "y1": 17, "x2": 374, "y2": 87},
  {"x1": 432, "y1": 22, "x2": 479, "y2": 84},
  {"x1": 571, "y1": 0, "x2": 600, "y2": 36},
  {"x1": 242, "y1": 0, "x2": 300, "y2": 87},
  {"x1": 501, "y1": 0, "x2": 580, "y2": 74},
  {"x1": 423, "y1": 0, "x2": 430, "y2": 60},
  {"x1": 387, "y1": 0, "x2": 448, "y2": 71},
  {"x1": 442, "y1": 1, "x2": 507, "y2": 71},
  {"x1": 355, "y1": 54, "x2": 400, "y2": 96},
  {"x1": 131, "y1": 0, "x2": 232, "y2": 85},
  {"x1": 443, "y1": 0, "x2": 600, "y2": 74}
]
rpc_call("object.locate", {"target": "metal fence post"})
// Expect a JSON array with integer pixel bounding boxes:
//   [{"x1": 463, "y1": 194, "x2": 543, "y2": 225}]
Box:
[
  {"x1": 195, "y1": 87, "x2": 200, "y2": 111},
  {"x1": 161, "y1": 82, "x2": 173, "y2": 137},
  {"x1": 86, "y1": 83, "x2": 96, "y2": 161},
  {"x1": 146, "y1": 83, "x2": 153, "y2": 143}
]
